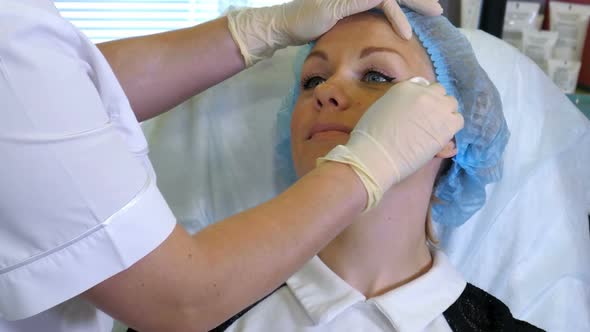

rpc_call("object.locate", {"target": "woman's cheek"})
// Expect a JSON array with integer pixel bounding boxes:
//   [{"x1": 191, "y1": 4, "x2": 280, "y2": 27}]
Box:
[{"x1": 291, "y1": 107, "x2": 306, "y2": 140}]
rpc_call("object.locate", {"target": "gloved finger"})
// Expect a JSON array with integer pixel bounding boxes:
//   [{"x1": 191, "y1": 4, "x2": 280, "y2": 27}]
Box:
[
  {"x1": 425, "y1": 82, "x2": 448, "y2": 96},
  {"x1": 408, "y1": 76, "x2": 431, "y2": 86},
  {"x1": 450, "y1": 110, "x2": 465, "y2": 131},
  {"x1": 400, "y1": 0, "x2": 443, "y2": 16},
  {"x1": 334, "y1": 0, "x2": 386, "y2": 19},
  {"x1": 442, "y1": 97, "x2": 463, "y2": 131},
  {"x1": 379, "y1": 0, "x2": 413, "y2": 40},
  {"x1": 433, "y1": 104, "x2": 464, "y2": 139},
  {"x1": 445, "y1": 95, "x2": 460, "y2": 113},
  {"x1": 435, "y1": 140, "x2": 458, "y2": 158},
  {"x1": 437, "y1": 93, "x2": 459, "y2": 111}
]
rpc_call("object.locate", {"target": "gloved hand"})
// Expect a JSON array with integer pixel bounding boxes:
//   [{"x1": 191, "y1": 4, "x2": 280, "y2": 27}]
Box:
[
  {"x1": 319, "y1": 78, "x2": 463, "y2": 211},
  {"x1": 227, "y1": 0, "x2": 443, "y2": 67}
]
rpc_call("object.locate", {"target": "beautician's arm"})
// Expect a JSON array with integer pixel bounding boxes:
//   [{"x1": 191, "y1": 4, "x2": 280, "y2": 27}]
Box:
[
  {"x1": 84, "y1": 162, "x2": 365, "y2": 332},
  {"x1": 97, "y1": 0, "x2": 445, "y2": 122},
  {"x1": 97, "y1": 17, "x2": 242, "y2": 122}
]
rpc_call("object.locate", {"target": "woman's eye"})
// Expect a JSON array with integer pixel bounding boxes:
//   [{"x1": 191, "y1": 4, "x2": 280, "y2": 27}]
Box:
[
  {"x1": 302, "y1": 76, "x2": 326, "y2": 90},
  {"x1": 363, "y1": 71, "x2": 394, "y2": 83}
]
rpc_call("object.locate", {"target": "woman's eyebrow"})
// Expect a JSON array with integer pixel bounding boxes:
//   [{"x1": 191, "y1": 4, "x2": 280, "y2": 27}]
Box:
[
  {"x1": 304, "y1": 46, "x2": 402, "y2": 63},
  {"x1": 359, "y1": 46, "x2": 402, "y2": 59},
  {"x1": 305, "y1": 50, "x2": 328, "y2": 62}
]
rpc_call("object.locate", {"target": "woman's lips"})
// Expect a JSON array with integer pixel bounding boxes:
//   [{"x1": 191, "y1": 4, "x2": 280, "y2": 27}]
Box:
[
  {"x1": 311, "y1": 130, "x2": 350, "y2": 140},
  {"x1": 307, "y1": 123, "x2": 352, "y2": 140}
]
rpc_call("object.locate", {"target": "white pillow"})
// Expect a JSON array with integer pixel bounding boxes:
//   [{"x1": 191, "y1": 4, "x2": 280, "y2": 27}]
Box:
[
  {"x1": 142, "y1": 48, "x2": 297, "y2": 233},
  {"x1": 142, "y1": 30, "x2": 590, "y2": 330},
  {"x1": 436, "y1": 30, "x2": 590, "y2": 331}
]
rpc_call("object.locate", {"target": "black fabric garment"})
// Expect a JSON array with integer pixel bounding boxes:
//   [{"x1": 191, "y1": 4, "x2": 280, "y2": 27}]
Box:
[
  {"x1": 443, "y1": 283, "x2": 545, "y2": 332},
  {"x1": 478, "y1": 0, "x2": 508, "y2": 38}
]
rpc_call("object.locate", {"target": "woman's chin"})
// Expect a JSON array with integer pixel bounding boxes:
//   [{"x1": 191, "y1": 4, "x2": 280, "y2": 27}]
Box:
[{"x1": 294, "y1": 139, "x2": 350, "y2": 176}]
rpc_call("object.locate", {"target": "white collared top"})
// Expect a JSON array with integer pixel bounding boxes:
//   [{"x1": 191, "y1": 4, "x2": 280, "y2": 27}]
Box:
[
  {"x1": 0, "y1": 0, "x2": 176, "y2": 330},
  {"x1": 227, "y1": 251, "x2": 466, "y2": 332}
]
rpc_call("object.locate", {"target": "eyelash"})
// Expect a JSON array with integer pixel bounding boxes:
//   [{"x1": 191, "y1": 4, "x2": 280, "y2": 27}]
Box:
[
  {"x1": 301, "y1": 68, "x2": 396, "y2": 90},
  {"x1": 365, "y1": 67, "x2": 396, "y2": 83}
]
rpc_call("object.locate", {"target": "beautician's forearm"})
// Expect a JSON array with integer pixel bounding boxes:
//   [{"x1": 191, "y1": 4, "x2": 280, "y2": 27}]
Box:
[
  {"x1": 97, "y1": 17, "x2": 244, "y2": 122},
  {"x1": 84, "y1": 162, "x2": 366, "y2": 332}
]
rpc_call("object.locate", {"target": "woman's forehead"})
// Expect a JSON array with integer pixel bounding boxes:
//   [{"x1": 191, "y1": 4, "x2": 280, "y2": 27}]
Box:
[{"x1": 311, "y1": 12, "x2": 426, "y2": 61}]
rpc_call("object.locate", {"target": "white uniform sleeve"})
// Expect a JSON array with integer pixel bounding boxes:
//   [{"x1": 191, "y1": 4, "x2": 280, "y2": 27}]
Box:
[{"x1": 0, "y1": 1, "x2": 176, "y2": 320}]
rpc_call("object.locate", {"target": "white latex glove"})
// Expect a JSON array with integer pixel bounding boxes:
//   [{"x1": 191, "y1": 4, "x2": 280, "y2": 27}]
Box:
[
  {"x1": 319, "y1": 78, "x2": 463, "y2": 211},
  {"x1": 227, "y1": 0, "x2": 443, "y2": 66}
]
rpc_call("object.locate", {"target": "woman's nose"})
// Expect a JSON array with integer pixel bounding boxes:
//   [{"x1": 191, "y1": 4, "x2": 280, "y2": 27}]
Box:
[{"x1": 313, "y1": 82, "x2": 351, "y2": 112}]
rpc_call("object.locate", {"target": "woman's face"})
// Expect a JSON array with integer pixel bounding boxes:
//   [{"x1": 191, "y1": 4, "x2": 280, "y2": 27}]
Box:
[{"x1": 291, "y1": 12, "x2": 436, "y2": 177}]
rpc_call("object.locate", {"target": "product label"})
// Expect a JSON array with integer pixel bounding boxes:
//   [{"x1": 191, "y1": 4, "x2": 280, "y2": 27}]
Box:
[
  {"x1": 549, "y1": 60, "x2": 582, "y2": 93},
  {"x1": 553, "y1": 66, "x2": 575, "y2": 92},
  {"x1": 550, "y1": 2, "x2": 590, "y2": 61},
  {"x1": 503, "y1": 2, "x2": 540, "y2": 52},
  {"x1": 554, "y1": 13, "x2": 580, "y2": 46},
  {"x1": 506, "y1": 11, "x2": 538, "y2": 27},
  {"x1": 461, "y1": 0, "x2": 483, "y2": 29},
  {"x1": 525, "y1": 44, "x2": 547, "y2": 68},
  {"x1": 504, "y1": 30, "x2": 523, "y2": 50},
  {"x1": 523, "y1": 30, "x2": 559, "y2": 73},
  {"x1": 503, "y1": 2, "x2": 540, "y2": 29}
]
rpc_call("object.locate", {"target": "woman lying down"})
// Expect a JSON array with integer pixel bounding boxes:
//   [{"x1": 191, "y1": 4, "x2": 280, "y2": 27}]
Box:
[{"x1": 204, "y1": 8, "x2": 545, "y2": 332}]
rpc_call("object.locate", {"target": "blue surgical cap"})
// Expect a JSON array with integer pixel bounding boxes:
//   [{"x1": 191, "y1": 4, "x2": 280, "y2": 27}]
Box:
[{"x1": 274, "y1": 9, "x2": 509, "y2": 227}]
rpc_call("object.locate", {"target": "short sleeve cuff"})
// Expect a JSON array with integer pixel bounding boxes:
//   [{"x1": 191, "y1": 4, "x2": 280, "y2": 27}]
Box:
[{"x1": 0, "y1": 174, "x2": 176, "y2": 321}]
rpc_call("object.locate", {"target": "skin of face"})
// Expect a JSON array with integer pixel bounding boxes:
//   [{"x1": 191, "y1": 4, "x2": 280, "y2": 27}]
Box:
[{"x1": 290, "y1": 12, "x2": 437, "y2": 177}]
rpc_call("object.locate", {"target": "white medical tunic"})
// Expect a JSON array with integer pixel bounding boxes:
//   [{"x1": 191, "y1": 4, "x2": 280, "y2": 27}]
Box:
[
  {"x1": 226, "y1": 251, "x2": 466, "y2": 332},
  {"x1": 0, "y1": 0, "x2": 176, "y2": 330}
]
